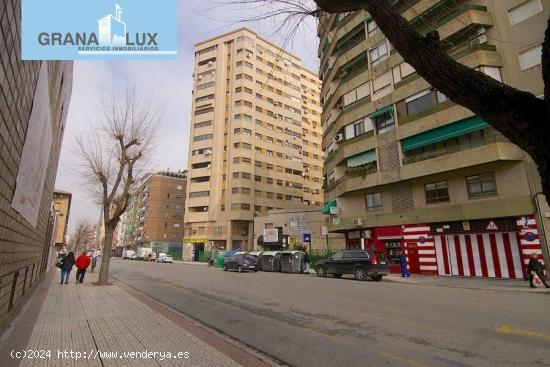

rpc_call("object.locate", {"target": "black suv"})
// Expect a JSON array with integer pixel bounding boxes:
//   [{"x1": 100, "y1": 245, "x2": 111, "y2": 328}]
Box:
[{"x1": 315, "y1": 250, "x2": 389, "y2": 281}]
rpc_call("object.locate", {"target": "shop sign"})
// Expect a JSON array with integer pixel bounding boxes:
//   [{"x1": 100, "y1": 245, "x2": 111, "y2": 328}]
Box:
[
  {"x1": 348, "y1": 231, "x2": 361, "y2": 240},
  {"x1": 462, "y1": 222, "x2": 471, "y2": 231},
  {"x1": 303, "y1": 233, "x2": 311, "y2": 243},
  {"x1": 418, "y1": 236, "x2": 426, "y2": 244},
  {"x1": 330, "y1": 206, "x2": 340, "y2": 215},
  {"x1": 289, "y1": 236, "x2": 297, "y2": 246},
  {"x1": 263, "y1": 229, "x2": 278, "y2": 243},
  {"x1": 486, "y1": 221, "x2": 499, "y2": 230},
  {"x1": 525, "y1": 232, "x2": 536, "y2": 242}
]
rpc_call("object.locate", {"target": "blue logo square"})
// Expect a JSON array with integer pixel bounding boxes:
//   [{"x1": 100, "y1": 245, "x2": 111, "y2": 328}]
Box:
[{"x1": 22, "y1": 0, "x2": 178, "y2": 60}]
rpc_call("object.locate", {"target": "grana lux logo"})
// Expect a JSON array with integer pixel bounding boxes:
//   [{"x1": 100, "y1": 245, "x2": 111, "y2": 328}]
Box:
[{"x1": 37, "y1": 4, "x2": 158, "y2": 52}]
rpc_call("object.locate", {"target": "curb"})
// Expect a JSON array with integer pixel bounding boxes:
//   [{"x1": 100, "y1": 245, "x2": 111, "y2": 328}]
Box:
[{"x1": 384, "y1": 276, "x2": 550, "y2": 294}]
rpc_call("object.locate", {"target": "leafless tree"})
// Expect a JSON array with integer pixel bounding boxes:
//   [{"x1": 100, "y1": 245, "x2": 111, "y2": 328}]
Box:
[
  {"x1": 214, "y1": 0, "x2": 550, "y2": 205},
  {"x1": 70, "y1": 218, "x2": 92, "y2": 253},
  {"x1": 77, "y1": 87, "x2": 159, "y2": 285}
]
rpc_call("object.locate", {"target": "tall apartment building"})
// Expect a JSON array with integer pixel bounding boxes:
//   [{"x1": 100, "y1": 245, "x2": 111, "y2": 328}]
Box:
[
  {"x1": 0, "y1": 1, "x2": 73, "y2": 328},
  {"x1": 318, "y1": 0, "x2": 550, "y2": 278},
  {"x1": 126, "y1": 171, "x2": 187, "y2": 259},
  {"x1": 52, "y1": 190, "x2": 72, "y2": 249},
  {"x1": 184, "y1": 28, "x2": 324, "y2": 252}
]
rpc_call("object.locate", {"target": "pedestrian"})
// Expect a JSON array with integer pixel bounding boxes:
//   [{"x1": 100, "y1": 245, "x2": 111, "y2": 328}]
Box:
[
  {"x1": 303, "y1": 251, "x2": 310, "y2": 274},
  {"x1": 399, "y1": 251, "x2": 409, "y2": 278},
  {"x1": 91, "y1": 255, "x2": 97, "y2": 272},
  {"x1": 527, "y1": 253, "x2": 549, "y2": 288},
  {"x1": 75, "y1": 252, "x2": 91, "y2": 284},
  {"x1": 59, "y1": 252, "x2": 75, "y2": 284}
]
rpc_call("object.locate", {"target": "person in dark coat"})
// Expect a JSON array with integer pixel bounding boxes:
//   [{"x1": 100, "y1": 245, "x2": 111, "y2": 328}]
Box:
[
  {"x1": 527, "y1": 253, "x2": 549, "y2": 288},
  {"x1": 303, "y1": 251, "x2": 310, "y2": 274},
  {"x1": 399, "y1": 251, "x2": 409, "y2": 278},
  {"x1": 59, "y1": 252, "x2": 75, "y2": 284}
]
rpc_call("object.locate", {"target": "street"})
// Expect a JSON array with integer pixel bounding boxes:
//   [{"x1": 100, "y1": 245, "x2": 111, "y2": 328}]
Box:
[{"x1": 110, "y1": 260, "x2": 550, "y2": 367}]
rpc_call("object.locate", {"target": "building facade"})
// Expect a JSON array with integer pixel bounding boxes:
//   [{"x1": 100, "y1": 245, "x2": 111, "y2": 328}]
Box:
[
  {"x1": 126, "y1": 171, "x2": 188, "y2": 259},
  {"x1": 253, "y1": 208, "x2": 345, "y2": 252},
  {"x1": 318, "y1": 0, "x2": 549, "y2": 277},
  {"x1": 52, "y1": 190, "x2": 72, "y2": 249},
  {"x1": 0, "y1": 0, "x2": 73, "y2": 328},
  {"x1": 185, "y1": 28, "x2": 324, "y2": 253}
]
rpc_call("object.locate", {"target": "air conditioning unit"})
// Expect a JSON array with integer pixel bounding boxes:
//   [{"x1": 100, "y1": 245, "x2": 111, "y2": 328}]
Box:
[
  {"x1": 254, "y1": 211, "x2": 260, "y2": 215},
  {"x1": 334, "y1": 133, "x2": 344, "y2": 143},
  {"x1": 198, "y1": 75, "x2": 202, "y2": 80},
  {"x1": 204, "y1": 149, "x2": 212, "y2": 155},
  {"x1": 208, "y1": 60, "x2": 214, "y2": 66},
  {"x1": 353, "y1": 218, "x2": 364, "y2": 227},
  {"x1": 240, "y1": 231, "x2": 247, "y2": 236}
]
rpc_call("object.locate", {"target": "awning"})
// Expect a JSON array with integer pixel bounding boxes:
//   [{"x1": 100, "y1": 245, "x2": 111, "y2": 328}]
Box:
[
  {"x1": 369, "y1": 105, "x2": 394, "y2": 119},
  {"x1": 183, "y1": 237, "x2": 208, "y2": 243},
  {"x1": 321, "y1": 200, "x2": 337, "y2": 214},
  {"x1": 347, "y1": 149, "x2": 376, "y2": 167},
  {"x1": 401, "y1": 116, "x2": 489, "y2": 152}
]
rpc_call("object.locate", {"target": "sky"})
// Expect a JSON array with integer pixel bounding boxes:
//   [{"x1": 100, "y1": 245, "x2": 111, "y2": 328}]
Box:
[{"x1": 54, "y1": 0, "x2": 320, "y2": 234}]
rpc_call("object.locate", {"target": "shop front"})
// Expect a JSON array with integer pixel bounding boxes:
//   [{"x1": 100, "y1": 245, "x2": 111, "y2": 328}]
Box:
[{"x1": 341, "y1": 215, "x2": 542, "y2": 279}]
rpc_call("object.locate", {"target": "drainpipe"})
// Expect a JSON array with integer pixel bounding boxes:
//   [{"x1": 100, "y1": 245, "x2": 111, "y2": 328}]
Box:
[{"x1": 533, "y1": 192, "x2": 550, "y2": 278}]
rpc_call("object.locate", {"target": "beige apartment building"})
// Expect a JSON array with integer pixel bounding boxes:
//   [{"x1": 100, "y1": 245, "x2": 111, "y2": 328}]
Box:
[
  {"x1": 52, "y1": 190, "x2": 72, "y2": 249},
  {"x1": 318, "y1": 0, "x2": 550, "y2": 278},
  {"x1": 184, "y1": 28, "x2": 324, "y2": 252}
]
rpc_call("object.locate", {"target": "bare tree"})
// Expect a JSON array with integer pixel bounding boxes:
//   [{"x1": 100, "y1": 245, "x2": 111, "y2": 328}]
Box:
[
  {"x1": 216, "y1": 0, "x2": 550, "y2": 205},
  {"x1": 77, "y1": 87, "x2": 159, "y2": 285},
  {"x1": 71, "y1": 218, "x2": 92, "y2": 253}
]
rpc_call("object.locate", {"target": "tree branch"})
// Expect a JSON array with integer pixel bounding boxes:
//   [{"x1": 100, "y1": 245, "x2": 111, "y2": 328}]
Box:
[{"x1": 316, "y1": 0, "x2": 548, "y2": 157}]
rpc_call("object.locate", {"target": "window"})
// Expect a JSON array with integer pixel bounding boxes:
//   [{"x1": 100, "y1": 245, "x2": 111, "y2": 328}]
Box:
[
  {"x1": 374, "y1": 111, "x2": 395, "y2": 134},
  {"x1": 425, "y1": 181, "x2": 449, "y2": 204},
  {"x1": 194, "y1": 121, "x2": 212, "y2": 129},
  {"x1": 518, "y1": 45, "x2": 542, "y2": 70},
  {"x1": 466, "y1": 173, "x2": 497, "y2": 198},
  {"x1": 365, "y1": 192, "x2": 382, "y2": 211},
  {"x1": 508, "y1": 0, "x2": 543, "y2": 25},
  {"x1": 366, "y1": 19, "x2": 379, "y2": 37},
  {"x1": 189, "y1": 191, "x2": 209, "y2": 198},
  {"x1": 353, "y1": 120, "x2": 365, "y2": 136},
  {"x1": 196, "y1": 82, "x2": 215, "y2": 90},
  {"x1": 193, "y1": 134, "x2": 213, "y2": 142},
  {"x1": 370, "y1": 41, "x2": 388, "y2": 66},
  {"x1": 406, "y1": 90, "x2": 433, "y2": 116},
  {"x1": 384, "y1": 240, "x2": 401, "y2": 265}
]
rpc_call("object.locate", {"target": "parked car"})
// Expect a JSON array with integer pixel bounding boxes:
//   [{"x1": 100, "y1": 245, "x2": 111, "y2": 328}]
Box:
[
  {"x1": 223, "y1": 253, "x2": 258, "y2": 272},
  {"x1": 314, "y1": 250, "x2": 389, "y2": 281},
  {"x1": 156, "y1": 253, "x2": 173, "y2": 263},
  {"x1": 129, "y1": 252, "x2": 139, "y2": 260},
  {"x1": 122, "y1": 250, "x2": 135, "y2": 259}
]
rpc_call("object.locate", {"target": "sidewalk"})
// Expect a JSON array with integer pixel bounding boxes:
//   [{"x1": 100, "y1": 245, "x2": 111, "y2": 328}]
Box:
[
  {"x1": 0, "y1": 268, "x2": 272, "y2": 367},
  {"x1": 385, "y1": 273, "x2": 550, "y2": 293}
]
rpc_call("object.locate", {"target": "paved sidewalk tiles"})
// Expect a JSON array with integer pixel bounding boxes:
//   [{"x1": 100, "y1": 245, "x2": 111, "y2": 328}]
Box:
[{"x1": 0, "y1": 269, "x2": 271, "y2": 367}]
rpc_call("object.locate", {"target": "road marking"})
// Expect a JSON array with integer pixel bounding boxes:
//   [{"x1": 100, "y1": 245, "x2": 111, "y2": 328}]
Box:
[
  {"x1": 379, "y1": 351, "x2": 428, "y2": 367},
  {"x1": 497, "y1": 325, "x2": 550, "y2": 342}
]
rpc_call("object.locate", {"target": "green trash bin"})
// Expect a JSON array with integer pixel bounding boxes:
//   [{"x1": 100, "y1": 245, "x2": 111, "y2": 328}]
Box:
[{"x1": 217, "y1": 252, "x2": 226, "y2": 268}]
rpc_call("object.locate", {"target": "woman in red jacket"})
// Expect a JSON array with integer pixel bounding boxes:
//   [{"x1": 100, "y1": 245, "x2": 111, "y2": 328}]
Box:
[{"x1": 75, "y1": 252, "x2": 91, "y2": 284}]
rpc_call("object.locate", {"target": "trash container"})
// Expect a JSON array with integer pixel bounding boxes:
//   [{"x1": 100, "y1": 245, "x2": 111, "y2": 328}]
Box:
[
  {"x1": 248, "y1": 251, "x2": 263, "y2": 270},
  {"x1": 279, "y1": 251, "x2": 305, "y2": 273},
  {"x1": 260, "y1": 251, "x2": 280, "y2": 272},
  {"x1": 217, "y1": 251, "x2": 226, "y2": 268}
]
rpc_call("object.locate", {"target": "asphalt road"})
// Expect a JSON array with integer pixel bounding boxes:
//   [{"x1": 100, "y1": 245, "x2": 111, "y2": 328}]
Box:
[{"x1": 110, "y1": 260, "x2": 550, "y2": 367}]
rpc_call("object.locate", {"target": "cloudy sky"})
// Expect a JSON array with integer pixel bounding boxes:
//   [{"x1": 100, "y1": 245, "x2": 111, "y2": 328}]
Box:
[{"x1": 54, "y1": 0, "x2": 320, "y2": 234}]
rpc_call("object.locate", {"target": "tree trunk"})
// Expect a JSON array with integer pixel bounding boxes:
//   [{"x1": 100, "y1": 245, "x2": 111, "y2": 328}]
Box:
[{"x1": 96, "y1": 225, "x2": 115, "y2": 285}]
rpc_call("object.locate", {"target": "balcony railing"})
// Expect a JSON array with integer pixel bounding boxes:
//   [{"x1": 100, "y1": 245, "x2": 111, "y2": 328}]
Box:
[
  {"x1": 324, "y1": 161, "x2": 378, "y2": 192},
  {"x1": 402, "y1": 134, "x2": 509, "y2": 165}
]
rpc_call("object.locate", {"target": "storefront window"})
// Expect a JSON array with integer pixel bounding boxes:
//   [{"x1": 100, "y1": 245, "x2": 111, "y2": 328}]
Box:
[{"x1": 384, "y1": 240, "x2": 401, "y2": 265}]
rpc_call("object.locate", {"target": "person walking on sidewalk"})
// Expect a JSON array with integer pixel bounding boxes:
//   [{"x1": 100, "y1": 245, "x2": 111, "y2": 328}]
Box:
[
  {"x1": 75, "y1": 252, "x2": 91, "y2": 284},
  {"x1": 399, "y1": 251, "x2": 410, "y2": 278},
  {"x1": 527, "y1": 253, "x2": 549, "y2": 288},
  {"x1": 303, "y1": 251, "x2": 310, "y2": 274},
  {"x1": 59, "y1": 252, "x2": 75, "y2": 284},
  {"x1": 90, "y1": 255, "x2": 98, "y2": 272}
]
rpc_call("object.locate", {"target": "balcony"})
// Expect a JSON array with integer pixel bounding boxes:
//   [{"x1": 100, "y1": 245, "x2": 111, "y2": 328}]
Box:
[
  {"x1": 324, "y1": 161, "x2": 379, "y2": 196},
  {"x1": 400, "y1": 136, "x2": 524, "y2": 180}
]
